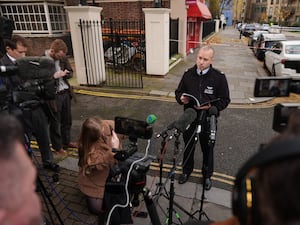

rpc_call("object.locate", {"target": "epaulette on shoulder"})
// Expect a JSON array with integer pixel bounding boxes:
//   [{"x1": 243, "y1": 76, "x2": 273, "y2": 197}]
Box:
[
  {"x1": 184, "y1": 66, "x2": 194, "y2": 73},
  {"x1": 212, "y1": 67, "x2": 224, "y2": 75}
]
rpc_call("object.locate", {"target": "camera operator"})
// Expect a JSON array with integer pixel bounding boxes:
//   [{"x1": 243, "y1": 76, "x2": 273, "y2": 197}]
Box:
[
  {"x1": 175, "y1": 45, "x2": 230, "y2": 190},
  {"x1": 0, "y1": 114, "x2": 43, "y2": 225},
  {"x1": 45, "y1": 39, "x2": 76, "y2": 152},
  {"x1": 0, "y1": 35, "x2": 27, "y2": 90},
  {"x1": 77, "y1": 117, "x2": 125, "y2": 217},
  {"x1": 0, "y1": 35, "x2": 60, "y2": 172}
]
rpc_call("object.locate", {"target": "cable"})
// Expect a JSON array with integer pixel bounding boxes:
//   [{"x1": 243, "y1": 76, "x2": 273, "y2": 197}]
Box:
[{"x1": 106, "y1": 139, "x2": 151, "y2": 225}]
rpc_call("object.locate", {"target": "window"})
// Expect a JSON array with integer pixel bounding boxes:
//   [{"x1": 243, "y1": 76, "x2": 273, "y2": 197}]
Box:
[
  {"x1": 0, "y1": 1, "x2": 68, "y2": 35},
  {"x1": 256, "y1": 6, "x2": 261, "y2": 13}
]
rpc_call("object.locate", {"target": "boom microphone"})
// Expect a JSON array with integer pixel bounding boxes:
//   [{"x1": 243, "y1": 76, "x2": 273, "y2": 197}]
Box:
[
  {"x1": 208, "y1": 106, "x2": 218, "y2": 142},
  {"x1": 169, "y1": 108, "x2": 197, "y2": 133}
]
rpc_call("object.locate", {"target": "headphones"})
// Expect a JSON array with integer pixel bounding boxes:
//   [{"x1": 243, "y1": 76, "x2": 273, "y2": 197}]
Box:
[{"x1": 232, "y1": 137, "x2": 300, "y2": 225}]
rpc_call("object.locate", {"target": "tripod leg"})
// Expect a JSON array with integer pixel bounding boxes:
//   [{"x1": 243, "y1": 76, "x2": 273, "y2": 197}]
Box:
[
  {"x1": 37, "y1": 176, "x2": 64, "y2": 225},
  {"x1": 143, "y1": 188, "x2": 162, "y2": 225}
]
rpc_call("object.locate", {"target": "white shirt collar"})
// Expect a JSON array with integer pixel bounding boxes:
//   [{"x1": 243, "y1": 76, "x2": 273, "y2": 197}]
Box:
[
  {"x1": 6, "y1": 53, "x2": 16, "y2": 63},
  {"x1": 197, "y1": 67, "x2": 210, "y2": 76}
]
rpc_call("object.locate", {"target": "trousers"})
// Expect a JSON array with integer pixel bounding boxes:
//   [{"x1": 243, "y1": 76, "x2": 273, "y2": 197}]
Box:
[{"x1": 182, "y1": 115, "x2": 216, "y2": 178}]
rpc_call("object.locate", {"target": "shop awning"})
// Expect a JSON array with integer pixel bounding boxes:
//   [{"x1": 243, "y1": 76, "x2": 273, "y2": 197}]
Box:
[{"x1": 187, "y1": 0, "x2": 212, "y2": 19}]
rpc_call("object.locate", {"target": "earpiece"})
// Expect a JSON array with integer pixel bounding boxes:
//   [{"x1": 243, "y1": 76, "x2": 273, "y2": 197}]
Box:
[{"x1": 232, "y1": 138, "x2": 300, "y2": 225}]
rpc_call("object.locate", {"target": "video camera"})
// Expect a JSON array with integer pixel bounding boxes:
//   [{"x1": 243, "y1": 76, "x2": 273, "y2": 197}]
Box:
[
  {"x1": 254, "y1": 77, "x2": 300, "y2": 132},
  {"x1": 105, "y1": 116, "x2": 155, "y2": 206},
  {"x1": 0, "y1": 56, "x2": 57, "y2": 112}
]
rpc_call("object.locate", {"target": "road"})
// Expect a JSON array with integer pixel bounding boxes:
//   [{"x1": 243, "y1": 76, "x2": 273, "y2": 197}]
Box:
[{"x1": 70, "y1": 93, "x2": 277, "y2": 190}]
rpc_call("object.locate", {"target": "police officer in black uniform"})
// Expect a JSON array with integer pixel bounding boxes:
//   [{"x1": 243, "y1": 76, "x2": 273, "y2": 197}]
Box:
[{"x1": 175, "y1": 45, "x2": 230, "y2": 190}]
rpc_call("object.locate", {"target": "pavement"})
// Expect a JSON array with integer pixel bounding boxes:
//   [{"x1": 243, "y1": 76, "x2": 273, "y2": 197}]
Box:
[{"x1": 38, "y1": 26, "x2": 300, "y2": 225}]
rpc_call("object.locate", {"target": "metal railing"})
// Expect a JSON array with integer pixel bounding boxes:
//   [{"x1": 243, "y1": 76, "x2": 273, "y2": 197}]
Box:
[{"x1": 79, "y1": 19, "x2": 145, "y2": 88}]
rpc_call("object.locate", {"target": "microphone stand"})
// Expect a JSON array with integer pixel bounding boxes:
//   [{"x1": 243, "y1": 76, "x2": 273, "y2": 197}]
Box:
[
  {"x1": 155, "y1": 129, "x2": 199, "y2": 225},
  {"x1": 167, "y1": 129, "x2": 181, "y2": 225},
  {"x1": 154, "y1": 131, "x2": 169, "y2": 196},
  {"x1": 191, "y1": 112, "x2": 211, "y2": 221}
]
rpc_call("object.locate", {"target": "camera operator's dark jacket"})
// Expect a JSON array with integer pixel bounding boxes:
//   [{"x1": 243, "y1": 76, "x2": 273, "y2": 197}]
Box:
[
  {"x1": 175, "y1": 65, "x2": 230, "y2": 112},
  {"x1": 0, "y1": 54, "x2": 21, "y2": 91}
]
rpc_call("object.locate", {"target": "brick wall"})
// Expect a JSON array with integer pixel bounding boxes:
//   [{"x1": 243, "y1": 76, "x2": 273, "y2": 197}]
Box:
[
  {"x1": 97, "y1": 1, "x2": 170, "y2": 21},
  {"x1": 26, "y1": 35, "x2": 73, "y2": 57}
]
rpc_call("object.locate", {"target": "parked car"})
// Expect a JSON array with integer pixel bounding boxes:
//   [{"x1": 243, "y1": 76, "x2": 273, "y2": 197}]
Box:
[
  {"x1": 260, "y1": 23, "x2": 270, "y2": 31},
  {"x1": 248, "y1": 30, "x2": 268, "y2": 48},
  {"x1": 242, "y1": 23, "x2": 258, "y2": 37},
  {"x1": 253, "y1": 33, "x2": 287, "y2": 60},
  {"x1": 269, "y1": 25, "x2": 281, "y2": 34},
  {"x1": 264, "y1": 40, "x2": 300, "y2": 78}
]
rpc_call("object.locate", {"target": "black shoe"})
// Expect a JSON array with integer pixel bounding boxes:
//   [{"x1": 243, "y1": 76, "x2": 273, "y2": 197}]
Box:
[
  {"x1": 178, "y1": 173, "x2": 190, "y2": 184},
  {"x1": 205, "y1": 178, "x2": 212, "y2": 190},
  {"x1": 43, "y1": 162, "x2": 60, "y2": 173}
]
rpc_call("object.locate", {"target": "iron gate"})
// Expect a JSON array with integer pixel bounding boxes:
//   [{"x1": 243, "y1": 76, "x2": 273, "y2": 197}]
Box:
[
  {"x1": 170, "y1": 18, "x2": 179, "y2": 57},
  {"x1": 102, "y1": 18, "x2": 145, "y2": 88},
  {"x1": 79, "y1": 19, "x2": 145, "y2": 88}
]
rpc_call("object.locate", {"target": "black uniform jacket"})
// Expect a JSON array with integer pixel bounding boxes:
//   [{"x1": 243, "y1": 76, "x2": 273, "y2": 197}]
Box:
[{"x1": 175, "y1": 65, "x2": 230, "y2": 112}]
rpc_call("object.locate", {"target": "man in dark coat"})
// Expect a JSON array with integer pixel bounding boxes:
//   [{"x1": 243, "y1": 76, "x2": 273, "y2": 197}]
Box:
[{"x1": 175, "y1": 45, "x2": 230, "y2": 190}]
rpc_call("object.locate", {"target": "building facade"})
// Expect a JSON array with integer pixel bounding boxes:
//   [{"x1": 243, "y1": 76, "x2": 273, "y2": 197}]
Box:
[{"x1": 245, "y1": 0, "x2": 300, "y2": 25}]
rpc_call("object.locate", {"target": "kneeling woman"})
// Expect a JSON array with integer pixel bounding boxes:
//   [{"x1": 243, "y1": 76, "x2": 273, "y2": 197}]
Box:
[{"x1": 77, "y1": 117, "x2": 123, "y2": 214}]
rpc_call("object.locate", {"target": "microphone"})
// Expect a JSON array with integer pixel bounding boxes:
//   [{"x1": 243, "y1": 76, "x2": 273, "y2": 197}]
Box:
[
  {"x1": 208, "y1": 106, "x2": 218, "y2": 142},
  {"x1": 0, "y1": 65, "x2": 18, "y2": 75},
  {"x1": 146, "y1": 114, "x2": 157, "y2": 124},
  {"x1": 169, "y1": 108, "x2": 197, "y2": 133}
]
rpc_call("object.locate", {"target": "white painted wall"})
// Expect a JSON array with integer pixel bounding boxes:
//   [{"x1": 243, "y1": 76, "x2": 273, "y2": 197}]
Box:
[
  {"x1": 143, "y1": 8, "x2": 170, "y2": 76},
  {"x1": 65, "y1": 6, "x2": 106, "y2": 85}
]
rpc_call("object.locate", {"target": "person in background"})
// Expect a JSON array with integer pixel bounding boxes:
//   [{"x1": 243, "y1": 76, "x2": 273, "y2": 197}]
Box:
[
  {"x1": 0, "y1": 114, "x2": 42, "y2": 225},
  {"x1": 175, "y1": 45, "x2": 230, "y2": 190},
  {"x1": 45, "y1": 39, "x2": 76, "y2": 155}
]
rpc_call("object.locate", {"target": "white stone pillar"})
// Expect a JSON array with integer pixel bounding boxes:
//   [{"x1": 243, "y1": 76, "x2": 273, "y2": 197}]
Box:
[
  {"x1": 64, "y1": 6, "x2": 105, "y2": 85},
  {"x1": 143, "y1": 8, "x2": 171, "y2": 76},
  {"x1": 215, "y1": 19, "x2": 220, "y2": 33}
]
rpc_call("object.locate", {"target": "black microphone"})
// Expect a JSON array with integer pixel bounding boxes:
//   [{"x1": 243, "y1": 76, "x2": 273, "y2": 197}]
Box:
[
  {"x1": 0, "y1": 65, "x2": 18, "y2": 74},
  {"x1": 169, "y1": 108, "x2": 197, "y2": 133},
  {"x1": 208, "y1": 106, "x2": 218, "y2": 142}
]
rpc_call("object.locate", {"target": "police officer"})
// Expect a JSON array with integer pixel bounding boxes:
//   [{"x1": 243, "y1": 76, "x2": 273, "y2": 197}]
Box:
[{"x1": 175, "y1": 45, "x2": 230, "y2": 190}]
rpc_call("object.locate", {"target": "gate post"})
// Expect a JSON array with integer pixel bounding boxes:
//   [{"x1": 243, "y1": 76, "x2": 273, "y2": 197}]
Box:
[
  {"x1": 143, "y1": 8, "x2": 171, "y2": 76},
  {"x1": 64, "y1": 6, "x2": 105, "y2": 85},
  {"x1": 214, "y1": 19, "x2": 220, "y2": 33}
]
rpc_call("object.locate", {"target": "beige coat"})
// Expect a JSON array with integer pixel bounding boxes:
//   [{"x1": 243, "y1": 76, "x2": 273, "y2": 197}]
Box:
[{"x1": 78, "y1": 120, "x2": 122, "y2": 199}]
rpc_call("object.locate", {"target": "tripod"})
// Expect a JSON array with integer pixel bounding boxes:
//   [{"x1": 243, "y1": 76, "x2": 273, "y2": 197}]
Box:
[
  {"x1": 25, "y1": 134, "x2": 64, "y2": 225},
  {"x1": 191, "y1": 110, "x2": 217, "y2": 221},
  {"x1": 154, "y1": 130, "x2": 199, "y2": 225},
  {"x1": 191, "y1": 148, "x2": 210, "y2": 221}
]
